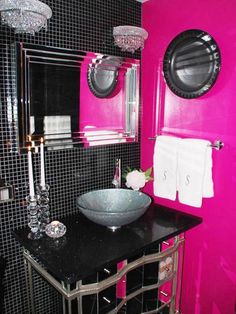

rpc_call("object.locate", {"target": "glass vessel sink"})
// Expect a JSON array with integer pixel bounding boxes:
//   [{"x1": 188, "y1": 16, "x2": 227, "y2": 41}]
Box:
[{"x1": 77, "y1": 189, "x2": 152, "y2": 230}]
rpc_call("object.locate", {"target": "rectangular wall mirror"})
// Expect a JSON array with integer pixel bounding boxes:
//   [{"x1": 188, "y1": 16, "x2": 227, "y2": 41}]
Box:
[{"x1": 16, "y1": 43, "x2": 140, "y2": 149}]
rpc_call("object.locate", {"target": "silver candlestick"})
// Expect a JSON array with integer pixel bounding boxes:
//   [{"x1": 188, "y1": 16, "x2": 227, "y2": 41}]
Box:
[{"x1": 37, "y1": 184, "x2": 50, "y2": 232}]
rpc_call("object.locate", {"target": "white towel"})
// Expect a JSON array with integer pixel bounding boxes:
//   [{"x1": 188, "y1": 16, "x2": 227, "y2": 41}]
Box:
[
  {"x1": 44, "y1": 115, "x2": 72, "y2": 150},
  {"x1": 153, "y1": 135, "x2": 181, "y2": 200},
  {"x1": 44, "y1": 115, "x2": 71, "y2": 137},
  {"x1": 83, "y1": 129, "x2": 125, "y2": 146},
  {"x1": 177, "y1": 139, "x2": 214, "y2": 207}
]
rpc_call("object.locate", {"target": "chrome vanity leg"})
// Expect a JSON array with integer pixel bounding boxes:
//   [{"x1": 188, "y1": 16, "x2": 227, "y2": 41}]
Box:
[
  {"x1": 61, "y1": 282, "x2": 66, "y2": 314},
  {"x1": 68, "y1": 299, "x2": 72, "y2": 314},
  {"x1": 76, "y1": 281, "x2": 83, "y2": 314},
  {"x1": 23, "y1": 255, "x2": 31, "y2": 314},
  {"x1": 67, "y1": 284, "x2": 72, "y2": 314},
  {"x1": 28, "y1": 261, "x2": 36, "y2": 314},
  {"x1": 61, "y1": 282, "x2": 72, "y2": 314},
  {"x1": 175, "y1": 234, "x2": 185, "y2": 314},
  {"x1": 169, "y1": 236, "x2": 180, "y2": 314},
  {"x1": 24, "y1": 250, "x2": 35, "y2": 314}
]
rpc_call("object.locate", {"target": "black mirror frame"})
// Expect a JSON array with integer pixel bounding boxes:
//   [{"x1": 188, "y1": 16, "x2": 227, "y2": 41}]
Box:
[{"x1": 163, "y1": 29, "x2": 221, "y2": 99}]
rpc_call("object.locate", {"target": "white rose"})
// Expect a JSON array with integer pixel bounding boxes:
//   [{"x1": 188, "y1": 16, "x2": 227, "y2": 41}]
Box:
[{"x1": 125, "y1": 170, "x2": 146, "y2": 190}]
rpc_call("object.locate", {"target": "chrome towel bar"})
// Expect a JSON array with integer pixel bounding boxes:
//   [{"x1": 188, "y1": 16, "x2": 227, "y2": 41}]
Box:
[{"x1": 148, "y1": 138, "x2": 224, "y2": 150}]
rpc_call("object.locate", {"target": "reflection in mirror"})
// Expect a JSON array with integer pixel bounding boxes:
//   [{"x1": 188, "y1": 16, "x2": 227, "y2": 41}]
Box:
[
  {"x1": 16, "y1": 43, "x2": 140, "y2": 150},
  {"x1": 87, "y1": 56, "x2": 122, "y2": 98}
]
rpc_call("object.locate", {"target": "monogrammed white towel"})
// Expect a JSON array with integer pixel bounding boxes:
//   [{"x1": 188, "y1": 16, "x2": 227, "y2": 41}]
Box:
[
  {"x1": 177, "y1": 139, "x2": 214, "y2": 208},
  {"x1": 154, "y1": 135, "x2": 181, "y2": 201}
]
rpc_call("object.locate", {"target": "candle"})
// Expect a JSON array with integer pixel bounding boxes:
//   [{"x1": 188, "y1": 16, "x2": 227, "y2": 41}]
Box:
[
  {"x1": 28, "y1": 134, "x2": 38, "y2": 153},
  {"x1": 28, "y1": 146, "x2": 35, "y2": 198},
  {"x1": 40, "y1": 138, "x2": 46, "y2": 189}
]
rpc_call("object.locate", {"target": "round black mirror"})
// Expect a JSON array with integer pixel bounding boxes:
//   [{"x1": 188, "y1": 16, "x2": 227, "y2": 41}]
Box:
[
  {"x1": 87, "y1": 56, "x2": 122, "y2": 98},
  {"x1": 163, "y1": 29, "x2": 221, "y2": 98}
]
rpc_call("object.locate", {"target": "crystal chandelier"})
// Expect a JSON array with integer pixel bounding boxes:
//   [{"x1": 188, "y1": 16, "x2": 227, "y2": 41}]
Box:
[
  {"x1": 0, "y1": 0, "x2": 52, "y2": 35},
  {"x1": 113, "y1": 26, "x2": 148, "y2": 53}
]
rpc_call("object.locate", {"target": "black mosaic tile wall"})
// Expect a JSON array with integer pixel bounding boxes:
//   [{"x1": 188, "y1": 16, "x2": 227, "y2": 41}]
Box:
[{"x1": 0, "y1": 1, "x2": 141, "y2": 313}]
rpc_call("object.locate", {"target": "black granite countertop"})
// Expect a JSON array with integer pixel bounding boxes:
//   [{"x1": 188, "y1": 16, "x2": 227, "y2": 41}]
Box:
[{"x1": 13, "y1": 203, "x2": 202, "y2": 284}]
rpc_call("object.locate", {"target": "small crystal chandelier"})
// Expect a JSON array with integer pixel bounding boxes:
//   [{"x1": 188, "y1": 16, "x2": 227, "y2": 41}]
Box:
[
  {"x1": 113, "y1": 26, "x2": 148, "y2": 53},
  {"x1": 0, "y1": 0, "x2": 52, "y2": 35}
]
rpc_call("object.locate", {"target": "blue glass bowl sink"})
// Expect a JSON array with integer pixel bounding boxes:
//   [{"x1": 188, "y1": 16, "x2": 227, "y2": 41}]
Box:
[{"x1": 77, "y1": 189, "x2": 152, "y2": 230}]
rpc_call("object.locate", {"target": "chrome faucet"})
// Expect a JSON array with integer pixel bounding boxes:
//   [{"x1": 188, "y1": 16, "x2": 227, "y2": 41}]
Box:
[{"x1": 112, "y1": 158, "x2": 121, "y2": 188}]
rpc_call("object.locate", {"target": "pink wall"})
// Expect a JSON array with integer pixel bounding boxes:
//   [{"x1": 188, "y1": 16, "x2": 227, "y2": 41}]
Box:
[{"x1": 142, "y1": 0, "x2": 236, "y2": 313}]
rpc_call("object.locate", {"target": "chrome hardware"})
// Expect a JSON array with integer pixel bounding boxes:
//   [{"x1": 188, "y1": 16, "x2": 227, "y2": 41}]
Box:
[
  {"x1": 149, "y1": 137, "x2": 224, "y2": 150},
  {"x1": 103, "y1": 268, "x2": 111, "y2": 275},
  {"x1": 160, "y1": 290, "x2": 168, "y2": 297},
  {"x1": 112, "y1": 158, "x2": 121, "y2": 188},
  {"x1": 163, "y1": 241, "x2": 170, "y2": 246},
  {"x1": 211, "y1": 140, "x2": 224, "y2": 150},
  {"x1": 109, "y1": 226, "x2": 120, "y2": 232},
  {"x1": 102, "y1": 296, "x2": 111, "y2": 304}
]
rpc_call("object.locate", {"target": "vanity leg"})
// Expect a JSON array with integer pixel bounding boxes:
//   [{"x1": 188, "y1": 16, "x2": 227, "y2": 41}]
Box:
[
  {"x1": 169, "y1": 236, "x2": 180, "y2": 314},
  {"x1": 66, "y1": 284, "x2": 72, "y2": 314},
  {"x1": 76, "y1": 281, "x2": 83, "y2": 314},
  {"x1": 28, "y1": 262, "x2": 36, "y2": 314},
  {"x1": 24, "y1": 253, "x2": 35, "y2": 314},
  {"x1": 61, "y1": 282, "x2": 66, "y2": 314},
  {"x1": 24, "y1": 256, "x2": 31, "y2": 314},
  {"x1": 61, "y1": 282, "x2": 73, "y2": 314},
  {"x1": 175, "y1": 234, "x2": 185, "y2": 314},
  {"x1": 68, "y1": 299, "x2": 72, "y2": 314},
  {"x1": 62, "y1": 296, "x2": 66, "y2": 314}
]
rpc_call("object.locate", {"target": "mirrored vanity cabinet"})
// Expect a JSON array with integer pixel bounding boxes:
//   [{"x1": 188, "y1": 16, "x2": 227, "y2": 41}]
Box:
[{"x1": 13, "y1": 203, "x2": 202, "y2": 314}]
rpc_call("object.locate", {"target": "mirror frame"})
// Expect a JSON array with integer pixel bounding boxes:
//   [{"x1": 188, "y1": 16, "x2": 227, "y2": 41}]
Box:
[
  {"x1": 87, "y1": 56, "x2": 122, "y2": 98},
  {"x1": 163, "y1": 29, "x2": 221, "y2": 99},
  {"x1": 16, "y1": 43, "x2": 140, "y2": 150}
]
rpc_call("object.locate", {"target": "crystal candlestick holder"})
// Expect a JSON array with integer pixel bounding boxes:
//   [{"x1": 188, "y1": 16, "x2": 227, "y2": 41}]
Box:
[
  {"x1": 26, "y1": 195, "x2": 42, "y2": 239},
  {"x1": 37, "y1": 184, "x2": 50, "y2": 232}
]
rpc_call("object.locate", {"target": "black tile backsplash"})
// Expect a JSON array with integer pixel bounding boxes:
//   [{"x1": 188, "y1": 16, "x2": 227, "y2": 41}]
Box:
[{"x1": 0, "y1": 0, "x2": 141, "y2": 313}]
